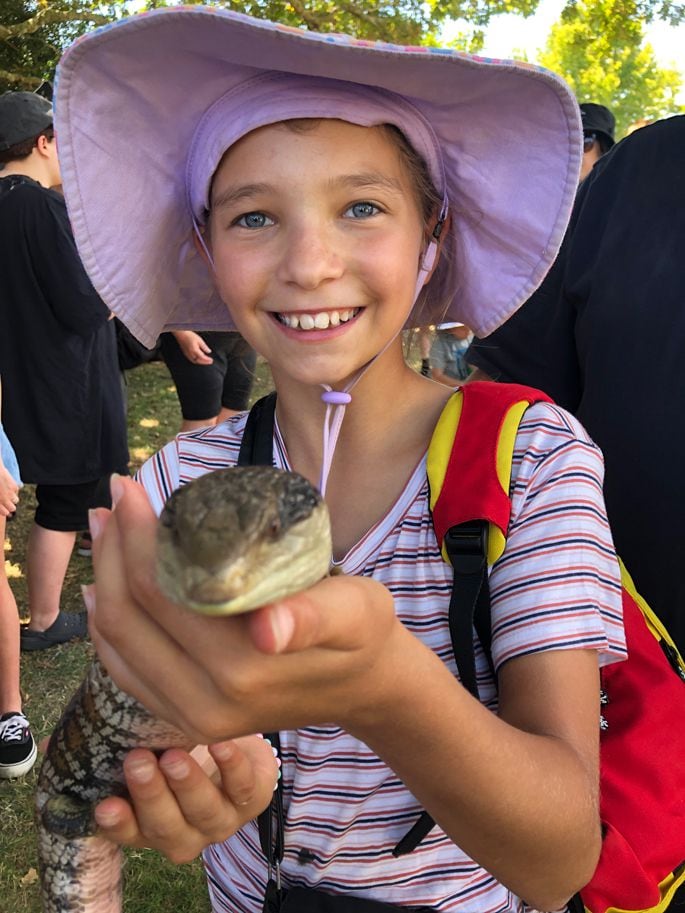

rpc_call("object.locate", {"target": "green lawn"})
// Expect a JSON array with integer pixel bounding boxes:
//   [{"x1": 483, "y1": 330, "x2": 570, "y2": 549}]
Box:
[{"x1": 0, "y1": 357, "x2": 274, "y2": 913}]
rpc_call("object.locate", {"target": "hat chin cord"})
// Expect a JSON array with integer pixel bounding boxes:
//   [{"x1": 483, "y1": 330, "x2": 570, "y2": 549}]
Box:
[{"x1": 193, "y1": 218, "x2": 443, "y2": 498}]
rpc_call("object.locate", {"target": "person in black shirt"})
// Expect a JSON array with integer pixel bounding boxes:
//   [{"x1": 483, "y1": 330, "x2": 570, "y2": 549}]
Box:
[
  {"x1": 0, "y1": 92, "x2": 129, "y2": 651},
  {"x1": 467, "y1": 115, "x2": 685, "y2": 657}
]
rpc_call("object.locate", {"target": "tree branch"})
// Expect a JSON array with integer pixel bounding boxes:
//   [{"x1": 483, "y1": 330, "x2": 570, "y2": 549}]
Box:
[
  {"x1": 0, "y1": 9, "x2": 110, "y2": 42},
  {"x1": 0, "y1": 67, "x2": 41, "y2": 89}
]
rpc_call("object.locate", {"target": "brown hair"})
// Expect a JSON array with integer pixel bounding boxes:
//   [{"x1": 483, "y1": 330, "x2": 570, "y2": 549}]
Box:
[{"x1": 0, "y1": 125, "x2": 54, "y2": 166}]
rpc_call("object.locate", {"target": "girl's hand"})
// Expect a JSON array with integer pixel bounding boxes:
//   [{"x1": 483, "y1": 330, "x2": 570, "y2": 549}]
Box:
[
  {"x1": 0, "y1": 464, "x2": 19, "y2": 517},
  {"x1": 94, "y1": 736, "x2": 278, "y2": 861},
  {"x1": 172, "y1": 330, "x2": 213, "y2": 365},
  {"x1": 86, "y1": 475, "x2": 406, "y2": 744}
]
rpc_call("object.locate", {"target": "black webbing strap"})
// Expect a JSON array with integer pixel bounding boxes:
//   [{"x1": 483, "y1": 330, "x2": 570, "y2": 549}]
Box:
[
  {"x1": 237, "y1": 394, "x2": 285, "y2": 879},
  {"x1": 393, "y1": 521, "x2": 491, "y2": 857},
  {"x1": 444, "y1": 522, "x2": 491, "y2": 700},
  {"x1": 237, "y1": 392, "x2": 277, "y2": 468},
  {"x1": 257, "y1": 731, "x2": 286, "y2": 875},
  {"x1": 566, "y1": 892, "x2": 584, "y2": 913}
]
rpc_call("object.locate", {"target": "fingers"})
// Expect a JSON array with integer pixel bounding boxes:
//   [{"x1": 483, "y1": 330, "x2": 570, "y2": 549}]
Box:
[
  {"x1": 248, "y1": 574, "x2": 395, "y2": 655},
  {"x1": 0, "y1": 478, "x2": 19, "y2": 515},
  {"x1": 94, "y1": 739, "x2": 278, "y2": 862},
  {"x1": 210, "y1": 736, "x2": 279, "y2": 812}
]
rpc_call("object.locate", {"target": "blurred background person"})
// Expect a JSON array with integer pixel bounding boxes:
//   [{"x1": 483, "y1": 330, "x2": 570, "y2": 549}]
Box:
[
  {"x1": 467, "y1": 115, "x2": 685, "y2": 668},
  {"x1": 430, "y1": 322, "x2": 474, "y2": 387},
  {"x1": 159, "y1": 330, "x2": 256, "y2": 433},
  {"x1": 0, "y1": 91, "x2": 128, "y2": 650},
  {"x1": 579, "y1": 101, "x2": 615, "y2": 182}
]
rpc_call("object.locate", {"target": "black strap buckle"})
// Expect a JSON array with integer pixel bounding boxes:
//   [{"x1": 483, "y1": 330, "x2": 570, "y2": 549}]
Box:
[{"x1": 444, "y1": 522, "x2": 488, "y2": 575}]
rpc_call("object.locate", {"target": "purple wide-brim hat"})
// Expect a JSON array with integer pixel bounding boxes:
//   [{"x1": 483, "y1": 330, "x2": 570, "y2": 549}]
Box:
[{"x1": 54, "y1": 7, "x2": 581, "y2": 348}]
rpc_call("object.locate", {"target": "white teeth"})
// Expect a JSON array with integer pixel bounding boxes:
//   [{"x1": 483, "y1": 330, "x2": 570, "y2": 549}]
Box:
[{"x1": 278, "y1": 308, "x2": 359, "y2": 330}]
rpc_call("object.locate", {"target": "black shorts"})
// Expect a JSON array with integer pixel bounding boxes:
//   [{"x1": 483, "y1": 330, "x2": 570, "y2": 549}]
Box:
[
  {"x1": 34, "y1": 476, "x2": 114, "y2": 532},
  {"x1": 160, "y1": 331, "x2": 257, "y2": 420}
]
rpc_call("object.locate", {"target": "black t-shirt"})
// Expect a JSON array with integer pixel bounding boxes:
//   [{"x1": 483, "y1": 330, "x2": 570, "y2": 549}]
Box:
[
  {"x1": 0, "y1": 176, "x2": 129, "y2": 484},
  {"x1": 468, "y1": 115, "x2": 685, "y2": 650}
]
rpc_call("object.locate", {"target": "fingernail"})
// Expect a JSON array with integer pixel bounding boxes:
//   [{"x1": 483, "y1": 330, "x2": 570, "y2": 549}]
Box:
[
  {"x1": 210, "y1": 742, "x2": 234, "y2": 762},
  {"x1": 81, "y1": 584, "x2": 95, "y2": 614},
  {"x1": 161, "y1": 757, "x2": 190, "y2": 780},
  {"x1": 110, "y1": 473, "x2": 124, "y2": 508},
  {"x1": 128, "y1": 758, "x2": 155, "y2": 783},
  {"x1": 94, "y1": 807, "x2": 120, "y2": 827},
  {"x1": 270, "y1": 604, "x2": 295, "y2": 653},
  {"x1": 88, "y1": 508, "x2": 101, "y2": 542}
]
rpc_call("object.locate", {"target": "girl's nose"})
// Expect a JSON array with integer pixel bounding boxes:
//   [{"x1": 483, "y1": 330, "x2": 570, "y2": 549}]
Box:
[{"x1": 277, "y1": 223, "x2": 344, "y2": 290}]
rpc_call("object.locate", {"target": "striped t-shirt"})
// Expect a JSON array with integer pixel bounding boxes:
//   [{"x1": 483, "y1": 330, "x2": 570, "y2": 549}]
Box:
[{"x1": 138, "y1": 401, "x2": 626, "y2": 913}]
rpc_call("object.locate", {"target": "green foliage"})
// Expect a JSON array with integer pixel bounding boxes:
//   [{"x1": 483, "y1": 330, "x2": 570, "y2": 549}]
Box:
[
  {"x1": 0, "y1": 1, "x2": 119, "y2": 91},
  {"x1": 539, "y1": 0, "x2": 683, "y2": 136},
  {"x1": 1, "y1": 0, "x2": 683, "y2": 95}
]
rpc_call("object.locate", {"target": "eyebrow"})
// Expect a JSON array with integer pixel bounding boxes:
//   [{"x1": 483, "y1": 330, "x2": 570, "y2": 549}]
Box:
[
  {"x1": 210, "y1": 171, "x2": 405, "y2": 213},
  {"x1": 211, "y1": 183, "x2": 274, "y2": 212},
  {"x1": 328, "y1": 172, "x2": 406, "y2": 195}
]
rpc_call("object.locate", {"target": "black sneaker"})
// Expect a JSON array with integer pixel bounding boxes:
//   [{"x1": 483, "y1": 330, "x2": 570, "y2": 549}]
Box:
[{"x1": 0, "y1": 712, "x2": 37, "y2": 779}]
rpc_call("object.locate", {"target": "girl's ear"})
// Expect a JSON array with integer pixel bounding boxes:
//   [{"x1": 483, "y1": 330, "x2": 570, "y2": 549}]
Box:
[{"x1": 420, "y1": 212, "x2": 452, "y2": 286}]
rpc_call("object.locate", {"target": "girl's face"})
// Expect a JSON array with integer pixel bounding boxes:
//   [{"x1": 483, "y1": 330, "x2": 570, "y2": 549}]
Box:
[{"x1": 206, "y1": 119, "x2": 427, "y2": 391}]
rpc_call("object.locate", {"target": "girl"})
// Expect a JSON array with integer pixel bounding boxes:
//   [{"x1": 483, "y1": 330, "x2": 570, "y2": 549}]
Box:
[{"x1": 55, "y1": 9, "x2": 626, "y2": 912}]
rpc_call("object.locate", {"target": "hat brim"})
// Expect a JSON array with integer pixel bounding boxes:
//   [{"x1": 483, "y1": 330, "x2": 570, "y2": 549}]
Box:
[{"x1": 55, "y1": 8, "x2": 582, "y2": 347}]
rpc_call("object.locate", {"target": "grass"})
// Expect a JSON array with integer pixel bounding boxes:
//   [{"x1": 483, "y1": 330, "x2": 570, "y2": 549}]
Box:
[{"x1": 0, "y1": 356, "x2": 275, "y2": 913}]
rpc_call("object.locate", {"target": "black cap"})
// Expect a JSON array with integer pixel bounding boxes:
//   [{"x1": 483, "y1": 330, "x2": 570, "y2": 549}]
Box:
[
  {"x1": 579, "y1": 102, "x2": 615, "y2": 148},
  {"x1": 0, "y1": 91, "x2": 53, "y2": 153}
]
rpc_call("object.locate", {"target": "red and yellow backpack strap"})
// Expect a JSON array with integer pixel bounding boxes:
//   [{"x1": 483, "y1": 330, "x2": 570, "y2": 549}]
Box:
[{"x1": 427, "y1": 381, "x2": 553, "y2": 565}]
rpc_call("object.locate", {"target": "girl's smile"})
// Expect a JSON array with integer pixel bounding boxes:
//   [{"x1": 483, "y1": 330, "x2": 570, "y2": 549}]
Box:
[
  {"x1": 206, "y1": 119, "x2": 427, "y2": 389},
  {"x1": 271, "y1": 306, "x2": 362, "y2": 334}
]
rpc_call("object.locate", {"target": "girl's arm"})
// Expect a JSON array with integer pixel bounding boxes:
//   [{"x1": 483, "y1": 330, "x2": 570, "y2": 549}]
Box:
[
  {"x1": 350, "y1": 627, "x2": 601, "y2": 911},
  {"x1": 88, "y1": 477, "x2": 602, "y2": 911}
]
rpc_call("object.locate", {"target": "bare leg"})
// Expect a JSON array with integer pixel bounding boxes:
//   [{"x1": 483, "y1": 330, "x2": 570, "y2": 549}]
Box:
[
  {"x1": 25, "y1": 523, "x2": 76, "y2": 631},
  {"x1": 0, "y1": 516, "x2": 21, "y2": 714}
]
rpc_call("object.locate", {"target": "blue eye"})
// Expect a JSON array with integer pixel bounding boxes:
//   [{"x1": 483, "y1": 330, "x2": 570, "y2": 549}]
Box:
[
  {"x1": 235, "y1": 212, "x2": 273, "y2": 229},
  {"x1": 345, "y1": 202, "x2": 380, "y2": 219}
]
